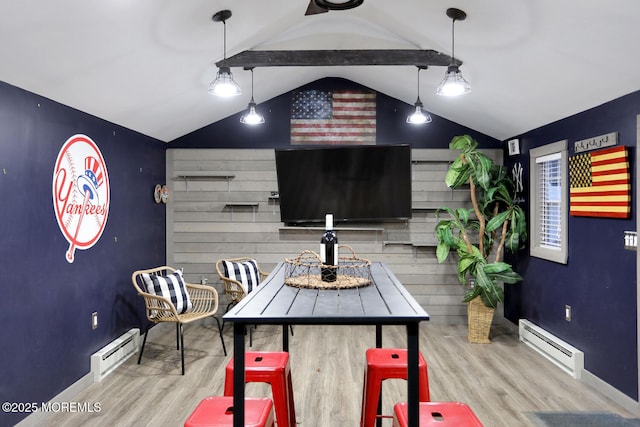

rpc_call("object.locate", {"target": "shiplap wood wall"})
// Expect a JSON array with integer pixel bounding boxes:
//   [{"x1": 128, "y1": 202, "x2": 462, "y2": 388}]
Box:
[{"x1": 166, "y1": 148, "x2": 502, "y2": 324}]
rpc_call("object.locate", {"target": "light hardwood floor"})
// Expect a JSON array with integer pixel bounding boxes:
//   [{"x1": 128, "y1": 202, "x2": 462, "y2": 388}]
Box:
[{"x1": 44, "y1": 319, "x2": 636, "y2": 426}]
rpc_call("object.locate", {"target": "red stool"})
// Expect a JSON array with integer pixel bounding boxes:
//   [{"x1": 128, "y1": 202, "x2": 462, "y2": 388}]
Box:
[
  {"x1": 224, "y1": 351, "x2": 296, "y2": 427},
  {"x1": 360, "y1": 348, "x2": 430, "y2": 427},
  {"x1": 392, "y1": 402, "x2": 484, "y2": 427},
  {"x1": 184, "y1": 396, "x2": 274, "y2": 427}
]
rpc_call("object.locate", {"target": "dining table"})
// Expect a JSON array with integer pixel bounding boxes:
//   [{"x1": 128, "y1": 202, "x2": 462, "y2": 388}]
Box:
[{"x1": 222, "y1": 260, "x2": 429, "y2": 427}]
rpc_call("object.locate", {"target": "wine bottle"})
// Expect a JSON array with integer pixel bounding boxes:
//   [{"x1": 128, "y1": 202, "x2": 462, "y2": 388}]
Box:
[{"x1": 320, "y1": 213, "x2": 338, "y2": 282}]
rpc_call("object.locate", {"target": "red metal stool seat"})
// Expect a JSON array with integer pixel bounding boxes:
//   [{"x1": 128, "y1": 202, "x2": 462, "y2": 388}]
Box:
[
  {"x1": 360, "y1": 348, "x2": 430, "y2": 427},
  {"x1": 224, "y1": 351, "x2": 296, "y2": 427},
  {"x1": 392, "y1": 401, "x2": 484, "y2": 427},
  {"x1": 184, "y1": 396, "x2": 274, "y2": 427}
]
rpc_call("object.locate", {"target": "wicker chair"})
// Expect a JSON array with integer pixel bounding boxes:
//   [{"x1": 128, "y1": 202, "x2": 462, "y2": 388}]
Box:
[
  {"x1": 216, "y1": 258, "x2": 274, "y2": 346},
  {"x1": 132, "y1": 266, "x2": 226, "y2": 375},
  {"x1": 215, "y1": 257, "x2": 270, "y2": 312}
]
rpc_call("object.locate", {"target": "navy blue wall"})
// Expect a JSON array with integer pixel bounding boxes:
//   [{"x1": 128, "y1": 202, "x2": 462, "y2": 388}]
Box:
[
  {"x1": 504, "y1": 91, "x2": 640, "y2": 400},
  {"x1": 0, "y1": 81, "x2": 167, "y2": 426},
  {"x1": 171, "y1": 78, "x2": 499, "y2": 149}
]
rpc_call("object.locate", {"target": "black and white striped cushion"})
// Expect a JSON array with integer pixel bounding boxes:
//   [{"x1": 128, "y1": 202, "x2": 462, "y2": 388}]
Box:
[
  {"x1": 222, "y1": 259, "x2": 260, "y2": 293},
  {"x1": 143, "y1": 270, "x2": 192, "y2": 314}
]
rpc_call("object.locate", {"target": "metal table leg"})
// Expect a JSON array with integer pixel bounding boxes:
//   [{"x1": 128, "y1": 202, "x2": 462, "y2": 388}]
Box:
[
  {"x1": 233, "y1": 322, "x2": 245, "y2": 427},
  {"x1": 407, "y1": 322, "x2": 419, "y2": 427}
]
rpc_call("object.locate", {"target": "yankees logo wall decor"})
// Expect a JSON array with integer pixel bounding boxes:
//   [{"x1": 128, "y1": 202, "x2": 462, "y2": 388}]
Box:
[{"x1": 53, "y1": 134, "x2": 110, "y2": 263}]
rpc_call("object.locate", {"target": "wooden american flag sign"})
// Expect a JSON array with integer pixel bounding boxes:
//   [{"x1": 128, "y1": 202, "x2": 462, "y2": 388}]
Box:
[
  {"x1": 290, "y1": 89, "x2": 376, "y2": 145},
  {"x1": 568, "y1": 145, "x2": 630, "y2": 218}
]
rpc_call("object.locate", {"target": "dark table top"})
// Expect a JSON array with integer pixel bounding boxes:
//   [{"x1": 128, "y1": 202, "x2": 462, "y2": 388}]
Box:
[{"x1": 223, "y1": 261, "x2": 429, "y2": 325}]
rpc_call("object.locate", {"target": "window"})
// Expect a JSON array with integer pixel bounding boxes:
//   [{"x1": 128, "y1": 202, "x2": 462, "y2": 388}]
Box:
[{"x1": 530, "y1": 140, "x2": 568, "y2": 264}]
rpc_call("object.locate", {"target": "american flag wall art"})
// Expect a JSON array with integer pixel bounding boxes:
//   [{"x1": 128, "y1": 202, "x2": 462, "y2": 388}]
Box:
[
  {"x1": 290, "y1": 89, "x2": 376, "y2": 145},
  {"x1": 568, "y1": 145, "x2": 630, "y2": 218}
]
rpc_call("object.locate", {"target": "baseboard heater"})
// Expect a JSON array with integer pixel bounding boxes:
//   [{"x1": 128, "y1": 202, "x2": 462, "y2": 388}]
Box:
[
  {"x1": 91, "y1": 328, "x2": 140, "y2": 382},
  {"x1": 519, "y1": 319, "x2": 584, "y2": 379}
]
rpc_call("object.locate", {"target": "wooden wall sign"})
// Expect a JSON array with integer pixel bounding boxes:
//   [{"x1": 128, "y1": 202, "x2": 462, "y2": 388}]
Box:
[{"x1": 574, "y1": 132, "x2": 617, "y2": 153}]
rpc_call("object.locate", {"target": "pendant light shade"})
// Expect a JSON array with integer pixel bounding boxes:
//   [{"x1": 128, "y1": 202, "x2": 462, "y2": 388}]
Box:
[
  {"x1": 209, "y1": 10, "x2": 241, "y2": 97},
  {"x1": 209, "y1": 66, "x2": 241, "y2": 97},
  {"x1": 240, "y1": 68, "x2": 265, "y2": 125},
  {"x1": 407, "y1": 66, "x2": 432, "y2": 124},
  {"x1": 437, "y1": 8, "x2": 471, "y2": 97},
  {"x1": 240, "y1": 101, "x2": 265, "y2": 125},
  {"x1": 407, "y1": 99, "x2": 431, "y2": 124},
  {"x1": 437, "y1": 64, "x2": 471, "y2": 97}
]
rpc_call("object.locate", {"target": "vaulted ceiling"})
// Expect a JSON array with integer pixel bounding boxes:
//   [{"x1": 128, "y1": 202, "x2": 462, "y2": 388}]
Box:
[{"x1": 2, "y1": 1, "x2": 639, "y2": 143}]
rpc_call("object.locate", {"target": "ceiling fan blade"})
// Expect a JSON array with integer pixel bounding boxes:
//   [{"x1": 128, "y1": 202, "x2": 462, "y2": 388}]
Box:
[{"x1": 305, "y1": 0, "x2": 328, "y2": 15}]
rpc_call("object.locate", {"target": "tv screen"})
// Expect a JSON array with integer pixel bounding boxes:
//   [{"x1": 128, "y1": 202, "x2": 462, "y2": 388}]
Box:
[{"x1": 275, "y1": 144, "x2": 412, "y2": 224}]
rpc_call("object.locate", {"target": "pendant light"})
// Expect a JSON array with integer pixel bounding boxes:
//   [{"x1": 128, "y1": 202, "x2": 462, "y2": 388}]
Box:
[
  {"x1": 240, "y1": 68, "x2": 265, "y2": 125},
  {"x1": 436, "y1": 8, "x2": 471, "y2": 97},
  {"x1": 208, "y1": 10, "x2": 241, "y2": 97},
  {"x1": 407, "y1": 66, "x2": 432, "y2": 124}
]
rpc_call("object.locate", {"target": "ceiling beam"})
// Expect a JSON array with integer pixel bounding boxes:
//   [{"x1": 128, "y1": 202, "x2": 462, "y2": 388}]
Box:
[{"x1": 216, "y1": 49, "x2": 459, "y2": 68}]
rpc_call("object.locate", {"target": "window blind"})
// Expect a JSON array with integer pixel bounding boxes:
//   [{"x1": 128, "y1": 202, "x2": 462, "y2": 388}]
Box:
[{"x1": 536, "y1": 154, "x2": 562, "y2": 250}]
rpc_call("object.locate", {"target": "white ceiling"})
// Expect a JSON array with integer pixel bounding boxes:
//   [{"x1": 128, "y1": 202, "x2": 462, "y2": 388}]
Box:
[{"x1": 2, "y1": 1, "x2": 639, "y2": 143}]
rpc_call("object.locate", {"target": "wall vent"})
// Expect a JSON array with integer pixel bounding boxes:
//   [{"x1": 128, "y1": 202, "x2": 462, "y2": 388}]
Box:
[
  {"x1": 519, "y1": 319, "x2": 584, "y2": 379},
  {"x1": 90, "y1": 328, "x2": 139, "y2": 382}
]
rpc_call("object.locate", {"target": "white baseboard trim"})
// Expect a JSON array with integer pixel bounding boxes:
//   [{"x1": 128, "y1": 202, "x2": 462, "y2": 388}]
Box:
[
  {"x1": 582, "y1": 369, "x2": 640, "y2": 416},
  {"x1": 14, "y1": 325, "x2": 160, "y2": 427},
  {"x1": 15, "y1": 372, "x2": 94, "y2": 427}
]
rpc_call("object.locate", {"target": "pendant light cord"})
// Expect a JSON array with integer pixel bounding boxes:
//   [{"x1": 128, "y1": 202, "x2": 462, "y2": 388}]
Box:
[
  {"x1": 223, "y1": 20, "x2": 227, "y2": 61},
  {"x1": 250, "y1": 68, "x2": 255, "y2": 101},
  {"x1": 450, "y1": 18, "x2": 456, "y2": 64}
]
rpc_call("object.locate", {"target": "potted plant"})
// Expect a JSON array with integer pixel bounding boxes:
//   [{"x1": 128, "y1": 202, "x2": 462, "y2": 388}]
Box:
[{"x1": 435, "y1": 135, "x2": 527, "y2": 343}]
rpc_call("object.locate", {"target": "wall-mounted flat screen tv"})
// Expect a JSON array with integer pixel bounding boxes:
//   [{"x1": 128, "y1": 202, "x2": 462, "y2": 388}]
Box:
[{"x1": 275, "y1": 144, "x2": 412, "y2": 224}]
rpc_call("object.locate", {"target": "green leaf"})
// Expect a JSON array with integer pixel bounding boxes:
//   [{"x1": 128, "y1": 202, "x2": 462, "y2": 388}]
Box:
[
  {"x1": 436, "y1": 242, "x2": 450, "y2": 263},
  {"x1": 513, "y1": 206, "x2": 527, "y2": 235},
  {"x1": 506, "y1": 206, "x2": 528, "y2": 251},
  {"x1": 444, "y1": 163, "x2": 462, "y2": 188},
  {"x1": 458, "y1": 256, "x2": 477, "y2": 276},
  {"x1": 445, "y1": 158, "x2": 472, "y2": 188},
  {"x1": 463, "y1": 286, "x2": 481, "y2": 303},
  {"x1": 486, "y1": 210, "x2": 510, "y2": 232},
  {"x1": 480, "y1": 288, "x2": 503, "y2": 309},
  {"x1": 449, "y1": 135, "x2": 476, "y2": 151},
  {"x1": 473, "y1": 264, "x2": 491, "y2": 289},
  {"x1": 436, "y1": 206, "x2": 455, "y2": 219},
  {"x1": 473, "y1": 263, "x2": 504, "y2": 309},
  {"x1": 435, "y1": 219, "x2": 450, "y2": 233},
  {"x1": 505, "y1": 232, "x2": 520, "y2": 252},
  {"x1": 465, "y1": 152, "x2": 493, "y2": 191},
  {"x1": 483, "y1": 262, "x2": 511, "y2": 274},
  {"x1": 441, "y1": 227, "x2": 458, "y2": 247},
  {"x1": 475, "y1": 166, "x2": 491, "y2": 191},
  {"x1": 477, "y1": 152, "x2": 494, "y2": 173},
  {"x1": 453, "y1": 167, "x2": 472, "y2": 188},
  {"x1": 469, "y1": 244, "x2": 484, "y2": 259},
  {"x1": 458, "y1": 270, "x2": 467, "y2": 285},
  {"x1": 489, "y1": 270, "x2": 523, "y2": 284},
  {"x1": 489, "y1": 181, "x2": 511, "y2": 204},
  {"x1": 456, "y1": 208, "x2": 470, "y2": 225}
]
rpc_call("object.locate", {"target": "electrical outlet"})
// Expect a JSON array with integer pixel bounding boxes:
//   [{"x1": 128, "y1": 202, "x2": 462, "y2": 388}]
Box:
[
  {"x1": 565, "y1": 305, "x2": 571, "y2": 321},
  {"x1": 92, "y1": 312, "x2": 98, "y2": 329}
]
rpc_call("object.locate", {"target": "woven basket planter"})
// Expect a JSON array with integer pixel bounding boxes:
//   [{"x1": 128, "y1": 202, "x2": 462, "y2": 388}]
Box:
[{"x1": 467, "y1": 296, "x2": 495, "y2": 344}]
